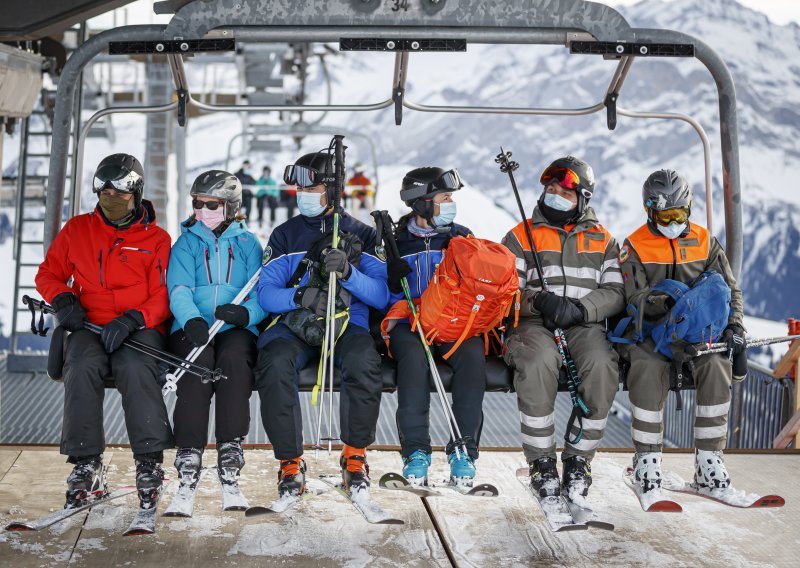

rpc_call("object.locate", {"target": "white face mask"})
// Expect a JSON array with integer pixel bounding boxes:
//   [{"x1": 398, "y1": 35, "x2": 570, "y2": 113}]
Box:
[
  {"x1": 543, "y1": 192, "x2": 576, "y2": 212},
  {"x1": 432, "y1": 202, "x2": 457, "y2": 226},
  {"x1": 657, "y1": 222, "x2": 687, "y2": 240},
  {"x1": 297, "y1": 191, "x2": 327, "y2": 217}
]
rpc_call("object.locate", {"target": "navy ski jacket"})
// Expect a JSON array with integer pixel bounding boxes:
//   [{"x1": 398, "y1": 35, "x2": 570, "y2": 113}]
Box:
[{"x1": 257, "y1": 209, "x2": 389, "y2": 335}]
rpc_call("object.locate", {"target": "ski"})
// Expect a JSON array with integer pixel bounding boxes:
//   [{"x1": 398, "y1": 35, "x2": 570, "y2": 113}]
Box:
[
  {"x1": 5, "y1": 487, "x2": 136, "y2": 532},
  {"x1": 378, "y1": 472, "x2": 498, "y2": 497},
  {"x1": 443, "y1": 481, "x2": 499, "y2": 497},
  {"x1": 245, "y1": 486, "x2": 327, "y2": 517},
  {"x1": 515, "y1": 468, "x2": 587, "y2": 532},
  {"x1": 564, "y1": 496, "x2": 615, "y2": 531},
  {"x1": 662, "y1": 471, "x2": 785, "y2": 509},
  {"x1": 319, "y1": 476, "x2": 404, "y2": 525},
  {"x1": 123, "y1": 481, "x2": 172, "y2": 536},
  {"x1": 622, "y1": 467, "x2": 682, "y2": 512},
  {"x1": 164, "y1": 468, "x2": 208, "y2": 518}
]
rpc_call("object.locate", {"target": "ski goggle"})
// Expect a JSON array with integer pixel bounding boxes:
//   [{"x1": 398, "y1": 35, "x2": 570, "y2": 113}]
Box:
[
  {"x1": 430, "y1": 169, "x2": 463, "y2": 192},
  {"x1": 192, "y1": 198, "x2": 223, "y2": 210},
  {"x1": 652, "y1": 206, "x2": 690, "y2": 226},
  {"x1": 93, "y1": 164, "x2": 144, "y2": 194},
  {"x1": 540, "y1": 165, "x2": 592, "y2": 198},
  {"x1": 283, "y1": 164, "x2": 336, "y2": 188}
]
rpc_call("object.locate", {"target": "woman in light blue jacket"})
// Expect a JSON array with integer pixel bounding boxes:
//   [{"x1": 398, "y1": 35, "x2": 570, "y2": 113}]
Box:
[{"x1": 167, "y1": 170, "x2": 266, "y2": 494}]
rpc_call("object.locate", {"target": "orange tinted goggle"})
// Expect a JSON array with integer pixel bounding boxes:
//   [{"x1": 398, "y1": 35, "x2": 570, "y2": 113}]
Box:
[
  {"x1": 540, "y1": 165, "x2": 581, "y2": 191},
  {"x1": 653, "y1": 207, "x2": 690, "y2": 226}
]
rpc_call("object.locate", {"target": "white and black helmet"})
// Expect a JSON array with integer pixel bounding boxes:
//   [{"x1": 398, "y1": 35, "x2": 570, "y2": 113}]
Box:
[
  {"x1": 190, "y1": 169, "x2": 242, "y2": 221},
  {"x1": 642, "y1": 169, "x2": 692, "y2": 212}
]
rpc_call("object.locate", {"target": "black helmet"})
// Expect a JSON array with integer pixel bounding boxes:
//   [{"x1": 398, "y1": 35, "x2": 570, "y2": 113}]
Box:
[
  {"x1": 93, "y1": 153, "x2": 145, "y2": 209},
  {"x1": 400, "y1": 167, "x2": 463, "y2": 228},
  {"x1": 284, "y1": 151, "x2": 337, "y2": 206},
  {"x1": 190, "y1": 169, "x2": 242, "y2": 221},
  {"x1": 539, "y1": 155, "x2": 595, "y2": 218}
]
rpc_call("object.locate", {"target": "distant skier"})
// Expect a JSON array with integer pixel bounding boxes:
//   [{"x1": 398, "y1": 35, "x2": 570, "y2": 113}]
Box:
[
  {"x1": 234, "y1": 160, "x2": 257, "y2": 219},
  {"x1": 256, "y1": 165, "x2": 280, "y2": 226},
  {"x1": 254, "y1": 151, "x2": 389, "y2": 498},
  {"x1": 34, "y1": 153, "x2": 174, "y2": 509},
  {"x1": 618, "y1": 169, "x2": 746, "y2": 494},
  {"x1": 501, "y1": 156, "x2": 624, "y2": 500},
  {"x1": 383, "y1": 167, "x2": 486, "y2": 486},
  {"x1": 166, "y1": 170, "x2": 266, "y2": 496},
  {"x1": 346, "y1": 162, "x2": 374, "y2": 211}
]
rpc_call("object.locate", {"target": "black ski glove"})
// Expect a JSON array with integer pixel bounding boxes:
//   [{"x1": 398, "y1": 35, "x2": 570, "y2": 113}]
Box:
[
  {"x1": 644, "y1": 291, "x2": 675, "y2": 319},
  {"x1": 722, "y1": 323, "x2": 747, "y2": 357},
  {"x1": 322, "y1": 248, "x2": 351, "y2": 280},
  {"x1": 293, "y1": 286, "x2": 327, "y2": 317},
  {"x1": 534, "y1": 292, "x2": 585, "y2": 330},
  {"x1": 387, "y1": 258, "x2": 412, "y2": 294},
  {"x1": 532, "y1": 290, "x2": 560, "y2": 318},
  {"x1": 732, "y1": 350, "x2": 748, "y2": 383},
  {"x1": 101, "y1": 310, "x2": 145, "y2": 353},
  {"x1": 184, "y1": 317, "x2": 210, "y2": 348},
  {"x1": 52, "y1": 292, "x2": 87, "y2": 332},
  {"x1": 215, "y1": 304, "x2": 249, "y2": 328}
]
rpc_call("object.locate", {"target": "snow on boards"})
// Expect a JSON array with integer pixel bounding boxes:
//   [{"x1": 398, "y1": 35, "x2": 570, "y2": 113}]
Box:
[
  {"x1": 5, "y1": 487, "x2": 136, "y2": 531},
  {"x1": 662, "y1": 471, "x2": 785, "y2": 508},
  {"x1": 622, "y1": 467, "x2": 683, "y2": 512},
  {"x1": 378, "y1": 472, "x2": 498, "y2": 497},
  {"x1": 318, "y1": 476, "x2": 404, "y2": 525}
]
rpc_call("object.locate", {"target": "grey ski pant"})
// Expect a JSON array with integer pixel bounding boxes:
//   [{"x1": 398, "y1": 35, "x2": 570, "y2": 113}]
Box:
[
  {"x1": 61, "y1": 328, "x2": 174, "y2": 460},
  {"x1": 504, "y1": 321, "x2": 619, "y2": 463},
  {"x1": 620, "y1": 339, "x2": 732, "y2": 452}
]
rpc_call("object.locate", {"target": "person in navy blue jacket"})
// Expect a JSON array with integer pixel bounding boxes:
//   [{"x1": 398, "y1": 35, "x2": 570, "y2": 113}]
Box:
[
  {"x1": 167, "y1": 170, "x2": 267, "y2": 492},
  {"x1": 255, "y1": 151, "x2": 389, "y2": 498},
  {"x1": 385, "y1": 167, "x2": 487, "y2": 487}
]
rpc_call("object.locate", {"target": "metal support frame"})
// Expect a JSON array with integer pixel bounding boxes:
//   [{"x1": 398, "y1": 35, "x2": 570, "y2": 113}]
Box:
[{"x1": 45, "y1": 0, "x2": 743, "y2": 276}]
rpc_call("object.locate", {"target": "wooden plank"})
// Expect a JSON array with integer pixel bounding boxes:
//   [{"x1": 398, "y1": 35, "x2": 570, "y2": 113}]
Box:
[
  {"x1": 774, "y1": 408, "x2": 800, "y2": 449},
  {"x1": 71, "y1": 448, "x2": 449, "y2": 567},
  {"x1": 772, "y1": 340, "x2": 800, "y2": 378}
]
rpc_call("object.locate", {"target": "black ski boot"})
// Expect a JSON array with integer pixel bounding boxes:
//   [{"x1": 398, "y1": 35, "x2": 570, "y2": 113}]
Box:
[
  {"x1": 528, "y1": 457, "x2": 560, "y2": 498},
  {"x1": 217, "y1": 439, "x2": 245, "y2": 486},
  {"x1": 135, "y1": 460, "x2": 165, "y2": 510},
  {"x1": 65, "y1": 455, "x2": 104, "y2": 509},
  {"x1": 341, "y1": 447, "x2": 370, "y2": 495},
  {"x1": 561, "y1": 456, "x2": 592, "y2": 499},
  {"x1": 278, "y1": 458, "x2": 306, "y2": 497},
  {"x1": 174, "y1": 447, "x2": 202, "y2": 490}
]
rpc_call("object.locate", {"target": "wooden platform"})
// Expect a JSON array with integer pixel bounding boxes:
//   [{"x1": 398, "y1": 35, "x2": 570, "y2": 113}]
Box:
[{"x1": 0, "y1": 447, "x2": 796, "y2": 567}]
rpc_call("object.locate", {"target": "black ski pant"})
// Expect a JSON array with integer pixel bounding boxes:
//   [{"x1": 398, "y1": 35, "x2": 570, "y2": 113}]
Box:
[
  {"x1": 254, "y1": 324, "x2": 382, "y2": 460},
  {"x1": 168, "y1": 328, "x2": 256, "y2": 449},
  {"x1": 61, "y1": 328, "x2": 173, "y2": 462},
  {"x1": 389, "y1": 324, "x2": 486, "y2": 460}
]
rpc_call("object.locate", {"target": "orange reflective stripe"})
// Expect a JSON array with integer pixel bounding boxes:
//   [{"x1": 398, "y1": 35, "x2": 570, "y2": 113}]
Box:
[
  {"x1": 511, "y1": 221, "x2": 563, "y2": 253},
  {"x1": 628, "y1": 222, "x2": 709, "y2": 264}
]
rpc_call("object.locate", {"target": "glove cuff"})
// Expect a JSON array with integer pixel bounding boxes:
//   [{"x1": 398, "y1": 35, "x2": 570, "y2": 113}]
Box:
[
  {"x1": 124, "y1": 310, "x2": 145, "y2": 329},
  {"x1": 293, "y1": 287, "x2": 306, "y2": 307},
  {"x1": 52, "y1": 292, "x2": 77, "y2": 310}
]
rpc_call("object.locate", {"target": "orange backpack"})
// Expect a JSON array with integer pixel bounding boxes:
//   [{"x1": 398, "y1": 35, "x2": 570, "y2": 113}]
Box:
[{"x1": 382, "y1": 236, "x2": 520, "y2": 359}]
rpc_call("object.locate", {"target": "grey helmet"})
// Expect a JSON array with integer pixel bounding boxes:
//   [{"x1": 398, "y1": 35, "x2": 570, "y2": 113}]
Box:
[
  {"x1": 642, "y1": 168, "x2": 692, "y2": 212},
  {"x1": 190, "y1": 169, "x2": 242, "y2": 221}
]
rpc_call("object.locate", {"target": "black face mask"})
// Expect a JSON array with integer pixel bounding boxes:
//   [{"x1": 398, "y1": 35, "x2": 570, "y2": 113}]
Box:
[{"x1": 538, "y1": 197, "x2": 577, "y2": 227}]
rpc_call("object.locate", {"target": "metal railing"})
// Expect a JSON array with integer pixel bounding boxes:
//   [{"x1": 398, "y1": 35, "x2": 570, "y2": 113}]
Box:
[{"x1": 663, "y1": 361, "x2": 794, "y2": 449}]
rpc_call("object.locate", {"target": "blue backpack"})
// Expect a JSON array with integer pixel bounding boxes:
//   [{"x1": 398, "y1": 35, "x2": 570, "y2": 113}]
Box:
[{"x1": 610, "y1": 270, "x2": 732, "y2": 358}]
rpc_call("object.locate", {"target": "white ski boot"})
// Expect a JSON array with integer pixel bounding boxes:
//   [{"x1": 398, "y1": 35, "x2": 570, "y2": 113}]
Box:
[
  {"x1": 694, "y1": 449, "x2": 731, "y2": 490},
  {"x1": 632, "y1": 452, "x2": 663, "y2": 493}
]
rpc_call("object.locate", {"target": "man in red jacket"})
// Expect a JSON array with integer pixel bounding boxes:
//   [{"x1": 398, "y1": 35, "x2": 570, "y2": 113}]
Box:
[{"x1": 35, "y1": 153, "x2": 174, "y2": 510}]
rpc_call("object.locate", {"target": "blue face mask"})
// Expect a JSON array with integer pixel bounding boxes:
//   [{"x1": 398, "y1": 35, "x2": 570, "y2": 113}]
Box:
[
  {"x1": 657, "y1": 222, "x2": 687, "y2": 240},
  {"x1": 543, "y1": 192, "x2": 576, "y2": 212},
  {"x1": 432, "y1": 202, "x2": 457, "y2": 227},
  {"x1": 297, "y1": 191, "x2": 327, "y2": 217}
]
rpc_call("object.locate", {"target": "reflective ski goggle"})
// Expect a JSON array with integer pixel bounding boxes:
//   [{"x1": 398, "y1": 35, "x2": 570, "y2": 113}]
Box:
[
  {"x1": 540, "y1": 165, "x2": 591, "y2": 198},
  {"x1": 430, "y1": 169, "x2": 463, "y2": 192},
  {"x1": 93, "y1": 164, "x2": 144, "y2": 194},
  {"x1": 192, "y1": 198, "x2": 223, "y2": 211},
  {"x1": 652, "y1": 206, "x2": 690, "y2": 226},
  {"x1": 283, "y1": 164, "x2": 336, "y2": 188}
]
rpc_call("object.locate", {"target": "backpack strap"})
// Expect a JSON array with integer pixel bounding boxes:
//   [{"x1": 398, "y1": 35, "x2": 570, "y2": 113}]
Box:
[{"x1": 441, "y1": 295, "x2": 483, "y2": 360}]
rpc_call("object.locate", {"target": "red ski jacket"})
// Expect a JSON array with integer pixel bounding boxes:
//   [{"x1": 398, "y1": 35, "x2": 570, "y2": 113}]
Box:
[{"x1": 35, "y1": 200, "x2": 172, "y2": 331}]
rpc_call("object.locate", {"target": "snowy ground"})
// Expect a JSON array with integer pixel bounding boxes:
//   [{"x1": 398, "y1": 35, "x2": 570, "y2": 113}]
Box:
[{"x1": 0, "y1": 447, "x2": 796, "y2": 567}]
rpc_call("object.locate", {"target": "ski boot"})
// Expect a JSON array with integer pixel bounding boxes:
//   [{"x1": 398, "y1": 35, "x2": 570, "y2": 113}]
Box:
[
  {"x1": 447, "y1": 450, "x2": 476, "y2": 488},
  {"x1": 65, "y1": 455, "x2": 104, "y2": 509},
  {"x1": 340, "y1": 445, "x2": 370, "y2": 496},
  {"x1": 135, "y1": 460, "x2": 165, "y2": 510},
  {"x1": 217, "y1": 438, "x2": 245, "y2": 486},
  {"x1": 528, "y1": 456, "x2": 560, "y2": 498},
  {"x1": 632, "y1": 452, "x2": 663, "y2": 493},
  {"x1": 402, "y1": 450, "x2": 431, "y2": 486},
  {"x1": 174, "y1": 447, "x2": 202, "y2": 491},
  {"x1": 278, "y1": 458, "x2": 307, "y2": 497},
  {"x1": 561, "y1": 455, "x2": 592, "y2": 500},
  {"x1": 693, "y1": 449, "x2": 731, "y2": 490}
]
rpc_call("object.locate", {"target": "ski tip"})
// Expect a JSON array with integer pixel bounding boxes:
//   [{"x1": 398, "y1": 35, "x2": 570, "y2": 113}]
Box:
[
  {"x1": 555, "y1": 524, "x2": 590, "y2": 532},
  {"x1": 223, "y1": 505, "x2": 249, "y2": 512},
  {"x1": 515, "y1": 466, "x2": 528, "y2": 478},
  {"x1": 4, "y1": 523, "x2": 35, "y2": 531},
  {"x1": 646, "y1": 501, "x2": 683, "y2": 513},
  {"x1": 751, "y1": 495, "x2": 785, "y2": 508},
  {"x1": 123, "y1": 528, "x2": 155, "y2": 536},
  {"x1": 469, "y1": 483, "x2": 499, "y2": 497},
  {"x1": 244, "y1": 507, "x2": 272, "y2": 518},
  {"x1": 376, "y1": 518, "x2": 405, "y2": 525},
  {"x1": 587, "y1": 521, "x2": 616, "y2": 531},
  {"x1": 162, "y1": 511, "x2": 191, "y2": 518}
]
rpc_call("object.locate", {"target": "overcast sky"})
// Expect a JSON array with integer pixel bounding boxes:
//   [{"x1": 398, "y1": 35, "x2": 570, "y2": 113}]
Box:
[{"x1": 94, "y1": 0, "x2": 800, "y2": 27}]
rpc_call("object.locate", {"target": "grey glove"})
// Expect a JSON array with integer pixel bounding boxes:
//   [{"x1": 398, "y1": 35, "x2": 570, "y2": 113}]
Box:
[
  {"x1": 293, "y1": 286, "x2": 327, "y2": 317},
  {"x1": 643, "y1": 292, "x2": 674, "y2": 319},
  {"x1": 322, "y1": 248, "x2": 352, "y2": 280}
]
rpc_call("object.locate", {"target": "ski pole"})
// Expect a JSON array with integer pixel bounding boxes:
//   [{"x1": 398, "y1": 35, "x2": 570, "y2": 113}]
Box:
[
  {"x1": 495, "y1": 148, "x2": 590, "y2": 444},
  {"x1": 161, "y1": 268, "x2": 262, "y2": 393},
  {"x1": 22, "y1": 295, "x2": 222, "y2": 381},
  {"x1": 686, "y1": 334, "x2": 800, "y2": 357},
  {"x1": 371, "y1": 210, "x2": 470, "y2": 461}
]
